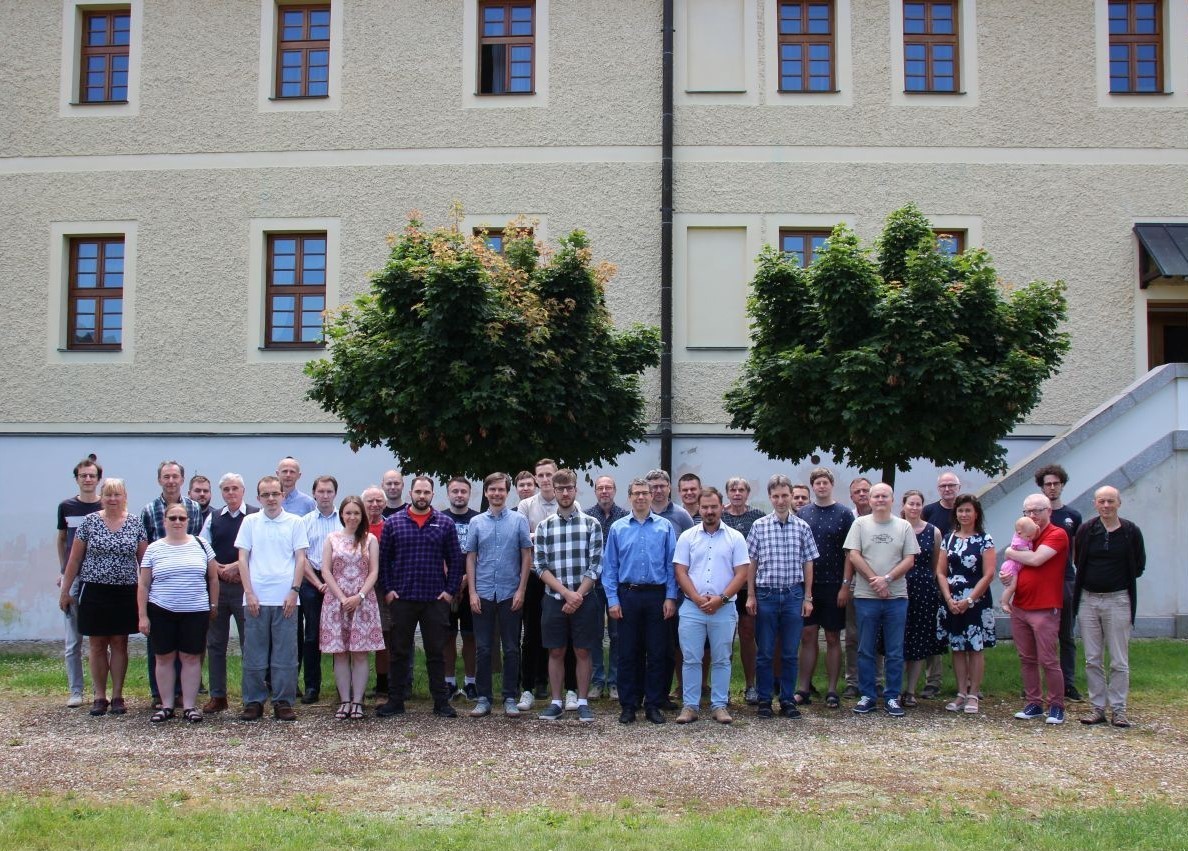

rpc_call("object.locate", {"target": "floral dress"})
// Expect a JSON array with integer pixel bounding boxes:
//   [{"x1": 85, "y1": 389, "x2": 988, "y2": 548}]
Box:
[
  {"x1": 937, "y1": 531, "x2": 997, "y2": 652},
  {"x1": 904, "y1": 523, "x2": 948, "y2": 661},
  {"x1": 319, "y1": 533, "x2": 385, "y2": 653}
]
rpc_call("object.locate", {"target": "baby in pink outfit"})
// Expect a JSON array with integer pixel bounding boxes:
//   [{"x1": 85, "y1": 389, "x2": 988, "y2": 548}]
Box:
[{"x1": 999, "y1": 516, "x2": 1038, "y2": 614}]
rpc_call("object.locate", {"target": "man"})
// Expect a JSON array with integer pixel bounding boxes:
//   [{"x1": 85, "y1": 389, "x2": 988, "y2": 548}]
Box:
[
  {"x1": 849, "y1": 478, "x2": 872, "y2": 517},
  {"x1": 199, "y1": 473, "x2": 258, "y2": 713},
  {"x1": 843, "y1": 482, "x2": 918, "y2": 718},
  {"x1": 795, "y1": 467, "x2": 853, "y2": 709},
  {"x1": 235, "y1": 475, "x2": 310, "y2": 721},
  {"x1": 674, "y1": 487, "x2": 749, "y2": 724},
  {"x1": 277, "y1": 456, "x2": 316, "y2": 516},
  {"x1": 790, "y1": 483, "x2": 811, "y2": 511},
  {"x1": 532, "y1": 469, "x2": 603, "y2": 722},
  {"x1": 381, "y1": 469, "x2": 406, "y2": 518},
  {"x1": 514, "y1": 470, "x2": 537, "y2": 505},
  {"x1": 603, "y1": 478, "x2": 677, "y2": 724},
  {"x1": 677, "y1": 473, "x2": 702, "y2": 521},
  {"x1": 919, "y1": 470, "x2": 962, "y2": 699},
  {"x1": 443, "y1": 476, "x2": 479, "y2": 700},
  {"x1": 587, "y1": 475, "x2": 627, "y2": 700},
  {"x1": 1073, "y1": 486, "x2": 1145, "y2": 728},
  {"x1": 377, "y1": 476, "x2": 465, "y2": 718},
  {"x1": 297, "y1": 475, "x2": 339, "y2": 705},
  {"x1": 465, "y1": 472, "x2": 533, "y2": 717},
  {"x1": 188, "y1": 475, "x2": 214, "y2": 530},
  {"x1": 842, "y1": 475, "x2": 873, "y2": 698},
  {"x1": 645, "y1": 469, "x2": 693, "y2": 708},
  {"x1": 1004, "y1": 493, "x2": 1070, "y2": 725},
  {"x1": 721, "y1": 476, "x2": 765, "y2": 704},
  {"x1": 140, "y1": 460, "x2": 204, "y2": 707},
  {"x1": 746, "y1": 474, "x2": 819, "y2": 719},
  {"x1": 1035, "y1": 463, "x2": 1084, "y2": 702},
  {"x1": 518, "y1": 458, "x2": 582, "y2": 532},
  {"x1": 362, "y1": 486, "x2": 393, "y2": 696},
  {"x1": 56, "y1": 455, "x2": 102, "y2": 707}
]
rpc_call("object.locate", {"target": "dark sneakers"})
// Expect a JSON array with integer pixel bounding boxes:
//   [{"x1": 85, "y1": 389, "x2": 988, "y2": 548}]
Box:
[
  {"x1": 852, "y1": 697, "x2": 877, "y2": 714},
  {"x1": 1065, "y1": 685, "x2": 1084, "y2": 702},
  {"x1": 376, "y1": 700, "x2": 405, "y2": 717},
  {"x1": 239, "y1": 702, "x2": 264, "y2": 721},
  {"x1": 433, "y1": 702, "x2": 458, "y2": 718},
  {"x1": 300, "y1": 689, "x2": 319, "y2": 705},
  {"x1": 756, "y1": 702, "x2": 774, "y2": 718},
  {"x1": 779, "y1": 703, "x2": 802, "y2": 719},
  {"x1": 1014, "y1": 703, "x2": 1045, "y2": 720}
]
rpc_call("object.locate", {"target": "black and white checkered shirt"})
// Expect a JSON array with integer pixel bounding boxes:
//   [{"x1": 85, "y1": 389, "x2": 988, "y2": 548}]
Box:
[{"x1": 532, "y1": 509, "x2": 604, "y2": 599}]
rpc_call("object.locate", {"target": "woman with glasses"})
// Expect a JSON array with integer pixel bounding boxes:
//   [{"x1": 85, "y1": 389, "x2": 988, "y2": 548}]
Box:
[
  {"x1": 59, "y1": 478, "x2": 148, "y2": 717},
  {"x1": 137, "y1": 504, "x2": 218, "y2": 722}
]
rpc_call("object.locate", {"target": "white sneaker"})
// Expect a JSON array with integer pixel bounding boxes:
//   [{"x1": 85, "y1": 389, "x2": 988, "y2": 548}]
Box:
[
  {"x1": 609, "y1": 685, "x2": 619, "y2": 701},
  {"x1": 504, "y1": 697, "x2": 521, "y2": 717},
  {"x1": 589, "y1": 684, "x2": 602, "y2": 700},
  {"x1": 516, "y1": 690, "x2": 534, "y2": 712},
  {"x1": 564, "y1": 690, "x2": 579, "y2": 711},
  {"x1": 66, "y1": 693, "x2": 84, "y2": 708}
]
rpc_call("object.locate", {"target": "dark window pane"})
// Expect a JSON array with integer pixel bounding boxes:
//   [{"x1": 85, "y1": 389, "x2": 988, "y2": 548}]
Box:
[{"x1": 480, "y1": 44, "x2": 506, "y2": 93}]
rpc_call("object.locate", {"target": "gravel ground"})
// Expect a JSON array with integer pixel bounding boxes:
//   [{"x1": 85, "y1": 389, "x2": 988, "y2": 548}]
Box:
[{"x1": 3, "y1": 690, "x2": 1186, "y2": 816}]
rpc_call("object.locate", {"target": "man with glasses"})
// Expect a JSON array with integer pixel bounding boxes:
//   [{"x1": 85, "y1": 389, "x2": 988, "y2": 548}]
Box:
[
  {"x1": 1034, "y1": 464, "x2": 1084, "y2": 702},
  {"x1": 56, "y1": 455, "x2": 103, "y2": 707},
  {"x1": 1005, "y1": 494, "x2": 1070, "y2": 725},
  {"x1": 235, "y1": 476, "x2": 310, "y2": 721}
]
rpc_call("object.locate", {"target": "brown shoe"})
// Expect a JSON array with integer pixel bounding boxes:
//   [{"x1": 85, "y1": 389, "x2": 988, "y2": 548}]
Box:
[
  {"x1": 675, "y1": 707, "x2": 698, "y2": 724},
  {"x1": 202, "y1": 696, "x2": 228, "y2": 714},
  {"x1": 239, "y1": 702, "x2": 264, "y2": 721},
  {"x1": 711, "y1": 707, "x2": 733, "y2": 724},
  {"x1": 273, "y1": 701, "x2": 297, "y2": 721}
]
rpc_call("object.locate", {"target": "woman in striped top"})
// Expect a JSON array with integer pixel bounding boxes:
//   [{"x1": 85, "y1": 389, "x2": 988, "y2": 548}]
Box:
[{"x1": 137, "y1": 503, "x2": 218, "y2": 723}]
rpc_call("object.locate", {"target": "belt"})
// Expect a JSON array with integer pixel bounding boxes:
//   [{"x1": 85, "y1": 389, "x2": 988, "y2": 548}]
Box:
[
  {"x1": 623, "y1": 583, "x2": 665, "y2": 592},
  {"x1": 756, "y1": 585, "x2": 799, "y2": 592}
]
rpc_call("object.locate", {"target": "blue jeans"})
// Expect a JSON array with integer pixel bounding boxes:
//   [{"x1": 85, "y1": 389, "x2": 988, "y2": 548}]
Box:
[
  {"x1": 678, "y1": 598, "x2": 737, "y2": 710},
  {"x1": 755, "y1": 584, "x2": 805, "y2": 705},
  {"x1": 590, "y1": 583, "x2": 618, "y2": 688},
  {"x1": 854, "y1": 597, "x2": 908, "y2": 703},
  {"x1": 242, "y1": 605, "x2": 299, "y2": 706}
]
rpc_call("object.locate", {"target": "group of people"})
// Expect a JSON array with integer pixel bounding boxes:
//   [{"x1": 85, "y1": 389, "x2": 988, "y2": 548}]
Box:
[{"x1": 54, "y1": 454, "x2": 1145, "y2": 729}]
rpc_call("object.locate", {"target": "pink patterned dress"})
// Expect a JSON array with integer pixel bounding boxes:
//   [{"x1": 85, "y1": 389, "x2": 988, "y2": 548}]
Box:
[{"x1": 319, "y1": 533, "x2": 385, "y2": 653}]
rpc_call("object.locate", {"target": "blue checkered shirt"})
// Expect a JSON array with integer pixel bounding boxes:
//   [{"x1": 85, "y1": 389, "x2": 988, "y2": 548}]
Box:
[
  {"x1": 140, "y1": 495, "x2": 203, "y2": 543},
  {"x1": 378, "y1": 508, "x2": 465, "y2": 602},
  {"x1": 746, "y1": 512, "x2": 819, "y2": 587}
]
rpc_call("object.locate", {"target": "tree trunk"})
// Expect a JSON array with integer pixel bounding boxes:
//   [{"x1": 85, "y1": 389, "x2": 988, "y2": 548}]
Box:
[{"x1": 880, "y1": 464, "x2": 896, "y2": 489}]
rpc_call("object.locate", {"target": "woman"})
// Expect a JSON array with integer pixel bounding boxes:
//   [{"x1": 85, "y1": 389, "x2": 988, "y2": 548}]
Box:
[
  {"x1": 137, "y1": 503, "x2": 218, "y2": 722},
  {"x1": 936, "y1": 493, "x2": 997, "y2": 714},
  {"x1": 59, "y1": 478, "x2": 147, "y2": 716},
  {"x1": 320, "y1": 496, "x2": 384, "y2": 720},
  {"x1": 721, "y1": 476, "x2": 766, "y2": 704},
  {"x1": 900, "y1": 490, "x2": 947, "y2": 707}
]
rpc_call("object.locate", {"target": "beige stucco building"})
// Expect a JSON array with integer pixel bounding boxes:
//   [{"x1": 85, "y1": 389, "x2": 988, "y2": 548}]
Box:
[{"x1": 2, "y1": 0, "x2": 1187, "y2": 637}]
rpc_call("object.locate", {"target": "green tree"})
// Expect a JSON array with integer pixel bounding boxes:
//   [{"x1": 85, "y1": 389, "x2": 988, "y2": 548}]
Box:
[
  {"x1": 724, "y1": 203, "x2": 1070, "y2": 486},
  {"x1": 305, "y1": 215, "x2": 661, "y2": 480}
]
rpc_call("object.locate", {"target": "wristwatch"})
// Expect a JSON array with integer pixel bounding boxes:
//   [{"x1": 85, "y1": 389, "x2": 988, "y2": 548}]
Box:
[
  {"x1": 718, "y1": 594, "x2": 729, "y2": 606},
  {"x1": 290, "y1": 585, "x2": 301, "y2": 594}
]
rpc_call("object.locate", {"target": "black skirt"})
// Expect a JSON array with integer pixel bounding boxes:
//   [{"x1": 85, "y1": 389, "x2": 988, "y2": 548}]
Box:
[{"x1": 77, "y1": 582, "x2": 138, "y2": 637}]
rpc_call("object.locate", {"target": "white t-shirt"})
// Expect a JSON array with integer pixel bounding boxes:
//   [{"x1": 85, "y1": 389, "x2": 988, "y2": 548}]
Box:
[
  {"x1": 234, "y1": 510, "x2": 309, "y2": 606},
  {"x1": 141, "y1": 537, "x2": 215, "y2": 612}
]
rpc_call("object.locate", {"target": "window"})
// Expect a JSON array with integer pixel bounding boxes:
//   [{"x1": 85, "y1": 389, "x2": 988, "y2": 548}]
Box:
[
  {"x1": 266, "y1": 234, "x2": 326, "y2": 347},
  {"x1": 903, "y1": 1, "x2": 958, "y2": 92},
  {"x1": 777, "y1": 2, "x2": 835, "y2": 92},
  {"x1": 1109, "y1": 1, "x2": 1162, "y2": 92},
  {"x1": 478, "y1": 1, "x2": 535, "y2": 94},
  {"x1": 276, "y1": 5, "x2": 330, "y2": 98},
  {"x1": 934, "y1": 230, "x2": 965, "y2": 257},
  {"x1": 474, "y1": 225, "x2": 534, "y2": 254},
  {"x1": 67, "y1": 237, "x2": 124, "y2": 350},
  {"x1": 80, "y1": 9, "x2": 130, "y2": 103},
  {"x1": 779, "y1": 229, "x2": 831, "y2": 267}
]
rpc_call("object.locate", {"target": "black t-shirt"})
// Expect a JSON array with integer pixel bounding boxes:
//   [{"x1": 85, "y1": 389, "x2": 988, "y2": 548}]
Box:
[
  {"x1": 921, "y1": 501, "x2": 954, "y2": 537},
  {"x1": 1050, "y1": 505, "x2": 1082, "y2": 580},
  {"x1": 796, "y1": 502, "x2": 854, "y2": 586},
  {"x1": 446, "y1": 508, "x2": 481, "y2": 552},
  {"x1": 57, "y1": 496, "x2": 101, "y2": 571},
  {"x1": 382, "y1": 504, "x2": 406, "y2": 518},
  {"x1": 1080, "y1": 524, "x2": 1130, "y2": 593}
]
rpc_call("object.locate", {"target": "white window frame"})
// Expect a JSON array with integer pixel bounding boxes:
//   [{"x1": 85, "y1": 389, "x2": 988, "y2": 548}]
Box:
[
  {"x1": 889, "y1": 0, "x2": 978, "y2": 106},
  {"x1": 462, "y1": 0, "x2": 550, "y2": 109},
  {"x1": 47, "y1": 220, "x2": 138, "y2": 364},
  {"x1": 768, "y1": 213, "x2": 859, "y2": 265},
  {"x1": 1094, "y1": 0, "x2": 1188, "y2": 107},
  {"x1": 258, "y1": 0, "x2": 344, "y2": 113},
  {"x1": 58, "y1": 0, "x2": 144, "y2": 117},
  {"x1": 247, "y1": 217, "x2": 340, "y2": 362},
  {"x1": 764, "y1": 0, "x2": 854, "y2": 105}
]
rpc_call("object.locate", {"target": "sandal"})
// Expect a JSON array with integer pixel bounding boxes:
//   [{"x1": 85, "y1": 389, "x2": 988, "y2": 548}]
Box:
[
  {"x1": 335, "y1": 702, "x2": 351, "y2": 720},
  {"x1": 183, "y1": 707, "x2": 203, "y2": 724},
  {"x1": 793, "y1": 689, "x2": 812, "y2": 706},
  {"x1": 963, "y1": 695, "x2": 980, "y2": 714},
  {"x1": 109, "y1": 697, "x2": 127, "y2": 715},
  {"x1": 945, "y1": 693, "x2": 967, "y2": 712},
  {"x1": 824, "y1": 691, "x2": 840, "y2": 709},
  {"x1": 89, "y1": 698, "x2": 109, "y2": 717},
  {"x1": 902, "y1": 693, "x2": 918, "y2": 708},
  {"x1": 150, "y1": 707, "x2": 175, "y2": 723},
  {"x1": 350, "y1": 702, "x2": 365, "y2": 720}
]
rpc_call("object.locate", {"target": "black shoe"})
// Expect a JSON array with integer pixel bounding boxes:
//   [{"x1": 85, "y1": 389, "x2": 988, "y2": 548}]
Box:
[
  {"x1": 660, "y1": 698, "x2": 679, "y2": 711},
  {"x1": 619, "y1": 708, "x2": 636, "y2": 724},
  {"x1": 300, "y1": 688, "x2": 319, "y2": 705},
  {"x1": 645, "y1": 707, "x2": 666, "y2": 725},
  {"x1": 780, "y1": 703, "x2": 802, "y2": 719},
  {"x1": 433, "y1": 702, "x2": 458, "y2": 718},
  {"x1": 534, "y1": 685, "x2": 550, "y2": 700},
  {"x1": 376, "y1": 700, "x2": 405, "y2": 717},
  {"x1": 756, "y1": 702, "x2": 774, "y2": 718},
  {"x1": 1065, "y1": 685, "x2": 1084, "y2": 702},
  {"x1": 463, "y1": 682, "x2": 478, "y2": 701}
]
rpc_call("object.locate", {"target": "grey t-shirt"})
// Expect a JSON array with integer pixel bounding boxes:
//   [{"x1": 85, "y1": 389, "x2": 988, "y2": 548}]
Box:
[{"x1": 843, "y1": 515, "x2": 919, "y2": 599}]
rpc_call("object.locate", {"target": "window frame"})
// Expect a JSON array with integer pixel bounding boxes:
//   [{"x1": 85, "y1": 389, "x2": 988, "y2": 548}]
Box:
[
  {"x1": 1108, "y1": 0, "x2": 1163, "y2": 93},
  {"x1": 902, "y1": 1, "x2": 960, "y2": 94},
  {"x1": 778, "y1": 228, "x2": 833, "y2": 268},
  {"x1": 776, "y1": 1, "x2": 837, "y2": 93},
  {"x1": 934, "y1": 229, "x2": 966, "y2": 257},
  {"x1": 476, "y1": 1, "x2": 536, "y2": 96},
  {"x1": 264, "y1": 232, "x2": 328, "y2": 350},
  {"x1": 66, "y1": 236, "x2": 125, "y2": 352},
  {"x1": 79, "y1": 8, "x2": 131, "y2": 104},
  {"x1": 274, "y1": 3, "x2": 331, "y2": 99}
]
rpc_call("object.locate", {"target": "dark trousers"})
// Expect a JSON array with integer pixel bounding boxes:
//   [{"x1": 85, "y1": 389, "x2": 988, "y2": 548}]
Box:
[
  {"x1": 389, "y1": 598, "x2": 450, "y2": 706},
  {"x1": 520, "y1": 574, "x2": 549, "y2": 692},
  {"x1": 296, "y1": 579, "x2": 324, "y2": 693},
  {"x1": 616, "y1": 586, "x2": 668, "y2": 711},
  {"x1": 474, "y1": 598, "x2": 522, "y2": 701},
  {"x1": 1060, "y1": 578, "x2": 1077, "y2": 687}
]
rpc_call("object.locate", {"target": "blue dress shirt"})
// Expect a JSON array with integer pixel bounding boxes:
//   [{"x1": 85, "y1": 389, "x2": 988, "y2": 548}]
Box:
[{"x1": 601, "y1": 512, "x2": 678, "y2": 607}]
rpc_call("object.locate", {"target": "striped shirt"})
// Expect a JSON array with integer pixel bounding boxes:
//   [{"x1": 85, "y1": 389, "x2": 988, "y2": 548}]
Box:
[
  {"x1": 532, "y1": 509, "x2": 604, "y2": 599},
  {"x1": 747, "y1": 512, "x2": 820, "y2": 587},
  {"x1": 302, "y1": 508, "x2": 340, "y2": 571},
  {"x1": 141, "y1": 536, "x2": 214, "y2": 612}
]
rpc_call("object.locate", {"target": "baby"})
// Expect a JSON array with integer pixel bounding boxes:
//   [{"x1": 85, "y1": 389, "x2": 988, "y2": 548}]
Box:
[{"x1": 999, "y1": 516, "x2": 1038, "y2": 614}]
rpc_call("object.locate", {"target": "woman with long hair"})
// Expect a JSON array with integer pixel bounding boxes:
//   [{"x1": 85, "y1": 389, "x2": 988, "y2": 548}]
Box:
[{"x1": 900, "y1": 489, "x2": 946, "y2": 707}]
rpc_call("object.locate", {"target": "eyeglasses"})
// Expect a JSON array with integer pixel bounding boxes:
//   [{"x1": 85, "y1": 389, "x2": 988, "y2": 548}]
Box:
[
  {"x1": 1022, "y1": 507, "x2": 1049, "y2": 515},
  {"x1": 259, "y1": 491, "x2": 282, "y2": 499},
  {"x1": 1041, "y1": 480, "x2": 1063, "y2": 488},
  {"x1": 938, "y1": 483, "x2": 959, "y2": 489},
  {"x1": 166, "y1": 515, "x2": 188, "y2": 522},
  {"x1": 554, "y1": 485, "x2": 576, "y2": 493}
]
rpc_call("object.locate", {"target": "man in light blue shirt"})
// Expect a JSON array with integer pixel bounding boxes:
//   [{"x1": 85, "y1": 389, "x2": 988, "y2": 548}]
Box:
[
  {"x1": 464, "y1": 472, "x2": 532, "y2": 718},
  {"x1": 298, "y1": 475, "x2": 340, "y2": 705},
  {"x1": 604, "y1": 478, "x2": 677, "y2": 725},
  {"x1": 277, "y1": 456, "x2": 316, "y2": 516}
]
